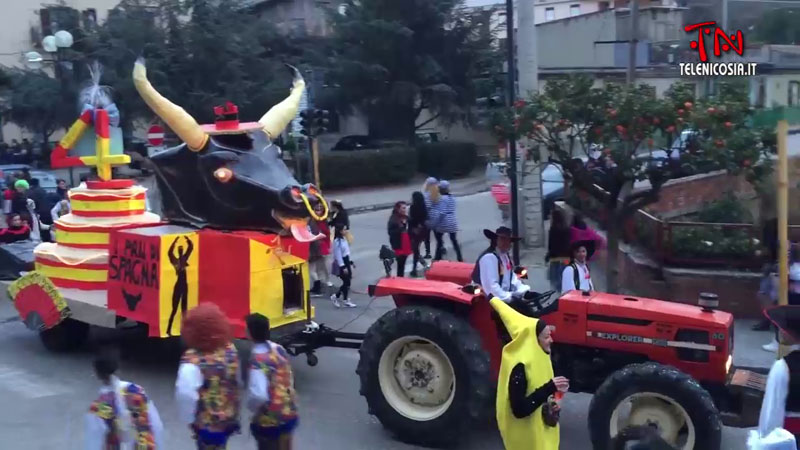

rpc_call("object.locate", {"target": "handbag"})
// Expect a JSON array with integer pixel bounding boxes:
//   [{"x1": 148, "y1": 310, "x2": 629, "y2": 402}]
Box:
[{"x1": 331, "y1": 259, "x2": 341, "y2": 277}]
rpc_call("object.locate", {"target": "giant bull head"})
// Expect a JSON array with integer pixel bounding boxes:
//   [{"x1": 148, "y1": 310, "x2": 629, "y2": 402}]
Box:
[{"x1": 132, "y1": 59, "x2": 326, "y2": 242}]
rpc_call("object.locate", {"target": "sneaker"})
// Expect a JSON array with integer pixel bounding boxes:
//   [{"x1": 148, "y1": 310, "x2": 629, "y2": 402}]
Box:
[
  {"x1": 762, "y1": 339, "x2": 779, "y2": 352},
  {"x1": 342, "y1": 299, "x2": 357, "y2": 308},
  {"x1": 330, "y1": 294, "x2": 341, "y2": 308},
  {"x1": 410, "y1": 270, "x2": 419, "y2": 278},
  {"x1": 326, "y1": 281, "x2": 334, "y2": 287},
  {"x1": 424, "y1": 254, "x2": 432, "y2": 260},
  {"x1": 311, "y1": 291, "x2": 324, "y2": 297}
]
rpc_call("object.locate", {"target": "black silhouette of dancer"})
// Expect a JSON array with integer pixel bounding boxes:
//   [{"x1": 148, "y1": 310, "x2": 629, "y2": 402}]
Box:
[{"x1": 166, "y1": 236, "x2": 193, "y2": 336}]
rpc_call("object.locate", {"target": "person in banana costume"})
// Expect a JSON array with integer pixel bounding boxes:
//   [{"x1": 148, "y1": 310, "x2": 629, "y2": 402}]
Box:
[{"x1": 490, "y1": 297, "x2": 569, "y2": 450}]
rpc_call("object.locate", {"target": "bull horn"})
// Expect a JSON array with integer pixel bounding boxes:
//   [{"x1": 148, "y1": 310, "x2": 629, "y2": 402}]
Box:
[
  {"x1": 259, "y1": 65, "x2": 306, "y2": 140},
  {"x1": 132, "y1": 58, "x2": 208, "y2": 151}
]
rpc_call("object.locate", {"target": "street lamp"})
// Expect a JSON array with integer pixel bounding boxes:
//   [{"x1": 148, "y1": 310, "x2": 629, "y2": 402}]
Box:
[{"x1": 24, "y1": 30, "x2": 74, "y2": 71}]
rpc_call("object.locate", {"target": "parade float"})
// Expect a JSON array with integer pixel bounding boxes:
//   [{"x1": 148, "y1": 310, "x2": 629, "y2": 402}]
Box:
[{"x1": 7, "y1": 60, "x2": 327, "y2": 351}]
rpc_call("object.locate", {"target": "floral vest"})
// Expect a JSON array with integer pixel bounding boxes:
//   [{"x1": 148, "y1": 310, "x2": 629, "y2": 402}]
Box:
[
  {"x1": 251, "y1": 343, "x2": 298, "y2": 428},
  {"x1": 89, "y1": 383, "x2": 156, "y2": 449},
  {"x1": 181, "y1": 343, "x2": 240, "y2": 432}
]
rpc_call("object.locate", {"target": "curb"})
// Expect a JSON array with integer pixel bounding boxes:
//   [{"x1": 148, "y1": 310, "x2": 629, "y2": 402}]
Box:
[{"x1": 347, "y1": 187, "x2": 491, "y2": 216}]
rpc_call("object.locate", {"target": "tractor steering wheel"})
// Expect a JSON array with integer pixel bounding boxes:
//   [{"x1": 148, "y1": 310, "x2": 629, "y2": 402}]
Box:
[{"x1": 522, "y1": 290, "x2": 556, "y2": 308}]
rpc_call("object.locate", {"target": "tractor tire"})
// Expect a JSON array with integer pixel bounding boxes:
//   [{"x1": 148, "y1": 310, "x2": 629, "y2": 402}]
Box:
[
  {"x1": 39, "y1": 319, "x2": 90, "y2": 352},
  {"x1": 357, "y1": 305, "x2": 492, "y2": 447},
  {"x1": 588, "y1": 362, "x2": 722, "y2": 450}
]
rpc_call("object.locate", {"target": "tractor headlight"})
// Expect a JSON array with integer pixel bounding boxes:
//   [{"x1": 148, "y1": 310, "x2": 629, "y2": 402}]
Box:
[{"x1": 725, "y1": 354, "x2": 733, "y2": 374}]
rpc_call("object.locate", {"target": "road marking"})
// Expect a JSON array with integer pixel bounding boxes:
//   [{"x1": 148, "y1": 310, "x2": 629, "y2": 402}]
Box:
[{"x1": 0, "y1": 364, "x2": 71, "y2": 399}]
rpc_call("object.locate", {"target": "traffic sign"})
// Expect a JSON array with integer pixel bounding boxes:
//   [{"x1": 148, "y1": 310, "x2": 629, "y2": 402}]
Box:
[{"x1": 147, "y1": 125, "x2": 164, "y2": 146}]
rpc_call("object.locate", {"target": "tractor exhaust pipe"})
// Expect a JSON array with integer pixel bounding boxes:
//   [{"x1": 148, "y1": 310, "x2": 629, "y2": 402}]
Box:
[{"x1": 699, "y1": 292, "x2": 719, "y2": 312}]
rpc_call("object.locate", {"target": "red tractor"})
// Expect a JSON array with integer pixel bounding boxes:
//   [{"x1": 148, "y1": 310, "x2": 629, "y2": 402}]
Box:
[{"x1": 318, "y1": 261, "x2": 765, "y2": 450}]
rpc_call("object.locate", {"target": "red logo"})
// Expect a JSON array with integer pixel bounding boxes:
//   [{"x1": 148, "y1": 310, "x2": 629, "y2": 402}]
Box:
[{"x1": 684, "y1": 21, "x2": 745, "y2": 63}]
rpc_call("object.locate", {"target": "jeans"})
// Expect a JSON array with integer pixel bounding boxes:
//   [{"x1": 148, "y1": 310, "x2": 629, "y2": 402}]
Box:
[
  {"x1": 434, "y1": 232, "x2": 463, "y2": 262},
  {"x1": 336, "y1": 269, "x2": 352, "y2": 300},
  {"x1": 547, "y1": 261, "x2": 567, "y2": 291}
]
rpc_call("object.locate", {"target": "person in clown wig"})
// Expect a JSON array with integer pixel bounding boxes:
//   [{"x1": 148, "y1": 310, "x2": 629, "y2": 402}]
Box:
[
  {"x1": 175, "y1": 303, "x2": 241, "y2": 449},
  {"x1": 85, "y1": 347, "x2": 164, "y2": 449}
]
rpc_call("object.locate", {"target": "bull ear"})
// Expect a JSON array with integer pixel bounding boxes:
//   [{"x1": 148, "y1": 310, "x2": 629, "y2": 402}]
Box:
[
  {"x1": 132, "y1": 58, "x2": 208, "y2": 151},
  {"x1": 259, "y1": 65, "x2": 305, "y2": 140}
]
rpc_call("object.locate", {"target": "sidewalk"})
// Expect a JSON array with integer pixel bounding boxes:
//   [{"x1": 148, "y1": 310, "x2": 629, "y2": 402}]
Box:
[{"x1": 325, "y1": 169, "x2": 489, "y2": 215}]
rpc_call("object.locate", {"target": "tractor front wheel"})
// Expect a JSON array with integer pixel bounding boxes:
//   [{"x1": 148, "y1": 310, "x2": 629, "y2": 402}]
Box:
[
  {"x1": 39, "y1": 318, "x2": 90, "y2": 352},
  {"x1": 588, "y1": 362, "x2": 722, "y2": 450},
  {"x1": 357, "y1": 305, "x2": 492, "y2": 447}
]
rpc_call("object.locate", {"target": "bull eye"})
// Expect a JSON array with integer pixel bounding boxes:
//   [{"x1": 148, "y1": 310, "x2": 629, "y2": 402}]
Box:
[{"x1": 214, "y1": 167, "x2": 233, "y2": 183}]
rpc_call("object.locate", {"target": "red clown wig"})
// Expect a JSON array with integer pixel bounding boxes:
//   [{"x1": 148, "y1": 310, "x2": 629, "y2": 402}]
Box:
[{"x1": 181, "y1": 303, "x2": 232, "y2": 353}]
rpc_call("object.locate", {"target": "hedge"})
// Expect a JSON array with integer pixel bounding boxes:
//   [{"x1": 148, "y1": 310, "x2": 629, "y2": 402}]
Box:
[
  {"x1": 296, "y1": 146, "x2": 417, "y2": 190},
  {"x1": 417, "y1": 142, "x2": 478, "y2": 179}
]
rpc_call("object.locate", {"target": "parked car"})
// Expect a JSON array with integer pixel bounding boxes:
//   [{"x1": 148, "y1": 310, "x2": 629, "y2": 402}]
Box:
[
  {"x1": 331, "y1": 135, "x2": 382, "y2": 151},
  {"x1": 542, "y1": 163, "x2": 565, "y2": 220},
  {"x1": 0, "y1": 165, "x2": 59, "y2": 193}
]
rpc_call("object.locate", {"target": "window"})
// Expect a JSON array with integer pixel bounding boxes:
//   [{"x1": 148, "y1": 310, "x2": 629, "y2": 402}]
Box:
[
  {"x1": 789, "y1": 81, "x2": 800, "y2": 106},
  {"x1": 545, "y1": 7, "x2": 555, "y2": 21},
  {"x1": 599, "y1": 1, "x2": 610, "y2": 10},
  {"x1": 570, "y1": 4, "x2": 580, "y2": 16}
]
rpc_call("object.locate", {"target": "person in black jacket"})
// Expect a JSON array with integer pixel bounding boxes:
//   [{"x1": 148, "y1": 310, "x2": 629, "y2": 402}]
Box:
[
  {"x1": 387, "y1": 201, "x2": 413, "y2": 277},
  {"x1": 545, "y1": 210, "x2": 571, "y2": 291},
  {"x1": 408, "y1": 191, "x2": 427, "y2": 277}
]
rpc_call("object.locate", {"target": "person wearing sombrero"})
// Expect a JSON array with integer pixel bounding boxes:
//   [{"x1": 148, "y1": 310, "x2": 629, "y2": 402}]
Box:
[
  {"x1": 561, "y1": 240, "x2": 596, "y2": 294},
  {"x1": 472, "y1": 227, "x2": 532, "y2": 307},
  {"x1": 749, "y1": 305, "x2": 800, "y2": 449}
]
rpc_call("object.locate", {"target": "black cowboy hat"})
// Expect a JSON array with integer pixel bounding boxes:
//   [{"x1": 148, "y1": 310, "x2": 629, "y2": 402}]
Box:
[
  {"x1": 483, "y1": 226, "x2": 521, "y2": 242},
  {"x1": 570, "y1": 240, "x2": 596, "y2": 260},
  {"x1": 764, "y1": 305, "x2": 800, "y2": 342}
]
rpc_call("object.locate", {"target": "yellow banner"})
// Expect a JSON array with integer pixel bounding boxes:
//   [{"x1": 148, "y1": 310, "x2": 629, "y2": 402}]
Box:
[
  {"x1": 249, "y1": 240, "x2": 312, "y2": 328},
  {"x1": 158, "y1": 233, "x2": 199, "y2": 337}
]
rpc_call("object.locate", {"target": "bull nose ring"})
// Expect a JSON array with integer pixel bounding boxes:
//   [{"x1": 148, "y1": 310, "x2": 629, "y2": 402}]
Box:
[{"x1": 300, "y1": 191, "x2": 328, "y2": 221}]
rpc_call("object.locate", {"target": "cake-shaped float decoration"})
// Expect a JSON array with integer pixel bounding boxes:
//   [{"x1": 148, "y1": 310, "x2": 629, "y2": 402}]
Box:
[{"x1": 38, "y1": 63, "x2": 161, "y2": 292}]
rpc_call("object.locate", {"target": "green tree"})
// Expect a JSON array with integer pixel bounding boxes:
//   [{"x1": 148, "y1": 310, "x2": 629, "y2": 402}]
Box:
[
  {"x1": 80, "y1": 0, "x2": 315, "y2": 138},
  {"x1": 327, "y1": 0, "x2": 501, "y2": 140},
  {"x1": 3, "y1": 69, "x2": 77, "y2": 146},
  {"x1": 493, "y1": 76, "x2": 775, "y2": 293}
]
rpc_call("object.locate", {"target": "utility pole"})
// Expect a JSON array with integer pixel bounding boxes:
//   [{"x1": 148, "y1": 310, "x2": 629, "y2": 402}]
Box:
[
  {"x1": 505, "y1": 0, "x2": 521, "y2": 265},
  {"x1": 627, "y1": 0, "x2": 639, "y2": 85}
]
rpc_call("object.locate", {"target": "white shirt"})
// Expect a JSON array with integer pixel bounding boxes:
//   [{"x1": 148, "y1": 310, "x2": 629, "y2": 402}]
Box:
[
  {"x1": 561, "y1": 262, "x2": 594, "y2": 293},
  {"x1": 84, "y1": 381, "x2": 165, "y2": 450},
  {"x1": 333, "y1": 238, "x2": 351, "y2": 268},
  {"x1": 247, "y1": 343, "x2": 272, "y2": 413},
  {"x1": 478, "y1": 251, "x2": 530, "y2": 303},
  {"x1": 51, "y1": 201, "x2": 70, "y2": 222}
]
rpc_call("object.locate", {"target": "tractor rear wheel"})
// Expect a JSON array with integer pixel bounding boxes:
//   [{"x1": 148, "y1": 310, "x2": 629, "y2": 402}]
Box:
[
  {"x1": 357, "y1": 305, "x2": 492, "y2": 447},
  {"x1": 588, "y1": 362, "x2": 722, "y2": 450},
  {"x1": 39, "y1": 318, "x2": 90, "y2": 352}
]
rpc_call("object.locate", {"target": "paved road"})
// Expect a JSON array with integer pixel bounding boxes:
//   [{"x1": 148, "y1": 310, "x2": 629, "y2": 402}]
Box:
[{"x1": 0, "y1": 192, "x2": 761, "y2": 449}]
